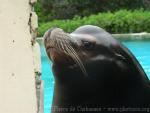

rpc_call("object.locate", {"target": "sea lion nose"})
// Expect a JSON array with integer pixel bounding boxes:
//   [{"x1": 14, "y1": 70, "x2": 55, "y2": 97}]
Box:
[{"x1": 43, "y1": 27, "x2": 57, "y2": 42}]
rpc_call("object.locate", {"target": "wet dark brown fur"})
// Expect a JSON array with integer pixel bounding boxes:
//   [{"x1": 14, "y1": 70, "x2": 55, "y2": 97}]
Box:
[{"x1": 44, "y1": 25, "x2": 150, "y2": 113}]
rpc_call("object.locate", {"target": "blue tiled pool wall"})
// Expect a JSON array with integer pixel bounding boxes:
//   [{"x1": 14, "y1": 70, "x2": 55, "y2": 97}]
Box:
[{"x1": 39, "y1": 40, "x2": 150, "y2": 113}]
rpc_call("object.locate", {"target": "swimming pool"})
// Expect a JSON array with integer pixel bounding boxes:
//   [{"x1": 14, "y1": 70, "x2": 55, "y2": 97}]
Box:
[{"x1": 39, "y1": 40, "x2": 150, "y2": 113}]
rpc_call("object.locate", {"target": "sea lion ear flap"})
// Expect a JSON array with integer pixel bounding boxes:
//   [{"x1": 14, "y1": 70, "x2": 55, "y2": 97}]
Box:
[
  {"x1": 111, "y1": 50, "x2": 128, "y2": 70},
  {"x1": 114, "y1": 52, "x2": 126, "y2": 60},
  {"x1": 110, "y1": 45, "x2": 129, "y2": 70},
  {"x1": 110, "y1": 44, "x2": 126, "y2": 61}
]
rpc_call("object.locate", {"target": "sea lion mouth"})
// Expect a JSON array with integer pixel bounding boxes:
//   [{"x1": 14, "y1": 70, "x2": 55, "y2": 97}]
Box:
[
  {"x1": 45, "y1": 46, "x2": 53, "y2": 52},
  {"x1": 44, "y1": 28, "x2": 88, "y2": 76}
]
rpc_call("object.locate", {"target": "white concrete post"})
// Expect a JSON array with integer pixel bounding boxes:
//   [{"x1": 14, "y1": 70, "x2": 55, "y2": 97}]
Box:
[{"x1": 0, "y1": 0, "x2": 38, "y2": 113}]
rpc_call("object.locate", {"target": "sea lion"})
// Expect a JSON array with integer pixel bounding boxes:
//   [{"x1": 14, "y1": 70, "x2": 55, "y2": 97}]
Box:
[{"x1": 43, "y1": 25, "x2": 150, "y2": 113}]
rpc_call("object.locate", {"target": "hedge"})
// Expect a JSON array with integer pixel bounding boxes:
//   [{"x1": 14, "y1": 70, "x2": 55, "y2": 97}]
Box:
[
  {"x1": 38, "y1": 10, "x2": 150, "y2": 37},
  {"x1": 36, "y1": 0, "x2": 149, "y2": 21}
]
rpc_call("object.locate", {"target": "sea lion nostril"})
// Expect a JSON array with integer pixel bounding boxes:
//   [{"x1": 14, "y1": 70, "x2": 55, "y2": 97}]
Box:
[
  {"x1": 48, "y1": 27, "x2": 58, "y2": 34},
  {"x1": 44, "y1": 27, "x2": 58, "y2": 42}
]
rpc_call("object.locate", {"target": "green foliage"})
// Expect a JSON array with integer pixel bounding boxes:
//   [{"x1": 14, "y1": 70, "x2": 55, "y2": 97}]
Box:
[
  {"x1": 35, "y1": 0, "x2": 50, "y2": 22},
  {"x1": 38, "y1": 10, "x2": 150, "y2": 37},
  {"x1": 35, "y1": 0, "x2": 150, "y2": 21}
]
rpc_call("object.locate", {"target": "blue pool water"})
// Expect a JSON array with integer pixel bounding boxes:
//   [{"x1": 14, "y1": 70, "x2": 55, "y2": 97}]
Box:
[{"x1": 39, "y1": 40, "x2": 150, "y2": 113}]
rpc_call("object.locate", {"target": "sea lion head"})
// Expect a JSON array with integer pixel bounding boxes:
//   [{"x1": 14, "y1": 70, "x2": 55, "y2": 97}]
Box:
[
  {"x1": 44, "y1": 25, "x2": 148, "y2": 84},
  {"x1": 44, "y1": 25, "x2": 148, "y2": 79},
  {"x1": 44, "y1": 25, "x2": 149, "y2": 109},
  {"x1": 43, "y1": 25, "x2": 133, "y2": 81}
]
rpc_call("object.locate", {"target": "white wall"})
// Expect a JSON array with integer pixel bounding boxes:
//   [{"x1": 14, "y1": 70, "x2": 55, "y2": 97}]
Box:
[{"x1": 0, "y1": 0, "x2": 37, "y2": 113}]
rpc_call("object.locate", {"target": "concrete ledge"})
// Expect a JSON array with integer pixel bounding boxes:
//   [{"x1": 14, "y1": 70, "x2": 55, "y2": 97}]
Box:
[
  {"x1": 37, "y1": 33, "x2": 150, "y2": 42},
  {"x1": 112, "y1": 33, "x2": 150, "y2": 40}
]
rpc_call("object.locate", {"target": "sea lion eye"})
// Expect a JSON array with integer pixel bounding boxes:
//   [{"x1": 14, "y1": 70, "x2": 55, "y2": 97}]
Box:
[{"x1": 82, "y1": 41, "x2": 94, "y2": 49}]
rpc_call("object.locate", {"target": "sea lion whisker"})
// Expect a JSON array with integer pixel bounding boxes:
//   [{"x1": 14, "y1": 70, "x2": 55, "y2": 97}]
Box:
[
  {"x1": 62, "y1": 40, "x2": 88, "y2": 76},
  {"x1": 60, "y1": 33, "x2": 75, "y2": 43},
  {"x1": 56, "y1": 38, "x2": 68, "y2": 54},
  {"x1": 50, "y1": 37, "x2": 55, "y2": 47},
  {"x1": 61, "y1": 40, "x2": 72, "y2": 55},
  {"x1": 47, "y1": 38, "x2": 52, "y2": 46},
  {"x1": 55, "y1": 38, "x2": 63, "y2": 51},
  {"x1": 66, "y1": 46, "x2": 88, "y2": 76},
  {"x1": 57, "y1": 37, "x2": 72, "y2": 54},
  {"x1": 66, "y1": 34, "x2": 76, "y2": 43},
  {"x1": 50, "y1": 29, "x2": 88, "y2": 76},
  {"x1": 58, "y1": 40, "x2": 65, "y2": 52}
]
